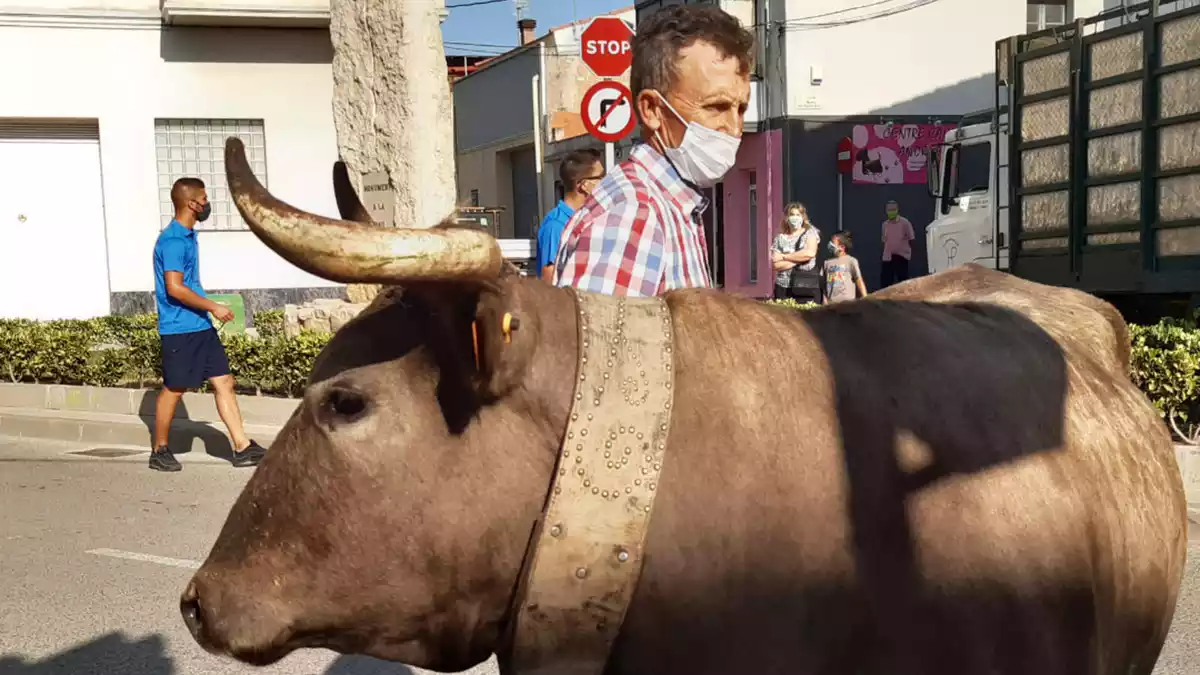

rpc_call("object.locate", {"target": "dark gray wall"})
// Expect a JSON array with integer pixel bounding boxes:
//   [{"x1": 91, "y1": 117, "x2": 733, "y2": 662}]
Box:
[
  {"x1": 783, "y1": 117, "x2": 957, "y2": 292},
  {"x1": 111, "y1": 287, "x2": 346, "y2": 325},
  {"x1": 510, "y1": 145, "x2": 539, "y2": 239},
  {"x1": 453, "y1": 47, "x2": 540, "y2": 152}
]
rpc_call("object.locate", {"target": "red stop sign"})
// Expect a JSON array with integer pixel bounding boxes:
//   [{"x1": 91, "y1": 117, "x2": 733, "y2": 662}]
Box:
[
  {"x1": 836, "y1": 136, "x2": 854, "y2": 174},
  {"x1": 580, "y1": 16, "x2": 635, "y2": 79}
]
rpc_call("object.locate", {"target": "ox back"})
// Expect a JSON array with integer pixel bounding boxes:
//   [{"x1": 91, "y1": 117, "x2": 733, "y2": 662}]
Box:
[{"x1": 593, "y1": 283, "x2": 1188, "y2": 675}]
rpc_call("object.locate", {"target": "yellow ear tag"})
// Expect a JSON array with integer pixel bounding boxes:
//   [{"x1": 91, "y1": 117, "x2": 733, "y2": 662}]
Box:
[
  {"x1": 502, "y1": 312, "x2": 514, "y2": 344},
  {"x1": 471, "y1": 320, "x2": 481, "y2": 370}
]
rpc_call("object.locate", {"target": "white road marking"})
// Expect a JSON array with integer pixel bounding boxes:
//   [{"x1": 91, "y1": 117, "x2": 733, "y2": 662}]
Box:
[{"x1": 86, "y1": 548, "x2": 202, "y2": 570}]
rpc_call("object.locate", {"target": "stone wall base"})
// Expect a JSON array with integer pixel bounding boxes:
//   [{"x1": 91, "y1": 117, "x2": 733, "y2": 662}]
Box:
[
  {"x1": 111, "y1": 287, "x2": 347, "y2": 325},
  {"x1": 284, "y1": 299, "x2": 368, "y2": 336}
]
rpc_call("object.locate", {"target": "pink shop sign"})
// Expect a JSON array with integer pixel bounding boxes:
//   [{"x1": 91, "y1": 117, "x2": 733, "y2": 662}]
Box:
[{"x1": 850, "y1": 123, "x2": 957, "y2": 185}]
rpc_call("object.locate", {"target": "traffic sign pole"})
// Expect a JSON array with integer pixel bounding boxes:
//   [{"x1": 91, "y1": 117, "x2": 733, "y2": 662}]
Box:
[
  {"x1": 579, "y1": 17, "x2": 635, "y2": 171},
  {"x1": 836, "y1": 137, "x2": 853, "y2": 231}
]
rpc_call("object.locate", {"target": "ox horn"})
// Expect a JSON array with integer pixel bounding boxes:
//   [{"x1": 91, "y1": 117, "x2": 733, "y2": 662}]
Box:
[
  {"x1": 224, "y1": 137, "x2": 504, "y2": 284},
  {"x1": 332, "y1": 159, "x2": 372, "y2": 224}
]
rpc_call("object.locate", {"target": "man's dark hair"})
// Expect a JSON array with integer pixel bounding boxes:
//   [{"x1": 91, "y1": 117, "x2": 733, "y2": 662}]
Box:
[
  {"x1": 631, "y1": 5, "x2": 756, "y2": 101},
  {"x1": 171, "y1": 177, "x2": 206, "y2": 208},
  {"x1": 560, "y1": 149, "x2": 603, "y2": 194}
]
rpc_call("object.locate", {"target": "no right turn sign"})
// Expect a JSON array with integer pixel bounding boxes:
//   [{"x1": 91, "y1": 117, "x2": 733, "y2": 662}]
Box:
[{"x1": 580, "y1": 80, "x2": 636, "y2": 144}]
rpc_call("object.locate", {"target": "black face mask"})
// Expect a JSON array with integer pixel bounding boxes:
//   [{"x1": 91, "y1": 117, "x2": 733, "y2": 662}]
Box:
[{"x1": 196, "y1": 202, "x2": 212, "y2": 223}]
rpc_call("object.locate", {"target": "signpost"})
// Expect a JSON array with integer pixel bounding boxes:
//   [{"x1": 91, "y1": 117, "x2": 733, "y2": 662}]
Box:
[
  {"x1": 361, "y1": 171, "x2": 395, "y2": 227},
  {"x1": 835, "y1": 137, "x2": 853, "y2": 231},
  {"x1": 580, "y1": 16, "x2": 635, "y2": 79},
  {"x1": 579, "y1": 16, "x2": 636, "y2": 170}
]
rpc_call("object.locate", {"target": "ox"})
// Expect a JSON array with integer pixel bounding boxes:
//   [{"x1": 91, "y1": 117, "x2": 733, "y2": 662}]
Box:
[{"x1": 181, "y1": 138, "x2": 1187, "y2": 675}]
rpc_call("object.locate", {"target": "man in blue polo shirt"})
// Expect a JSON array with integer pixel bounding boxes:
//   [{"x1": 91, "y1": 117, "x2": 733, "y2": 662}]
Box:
[
  {"x1": 149, "y1": 177, "x2": 267, "y2": 472},
  {"x1": 535, "y1": 149, "x2": 605, "y2": 281}
]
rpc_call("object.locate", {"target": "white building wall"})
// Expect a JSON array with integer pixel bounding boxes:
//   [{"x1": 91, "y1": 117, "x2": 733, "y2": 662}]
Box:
[
  {"x1": 0, "y1": 16, "x2": 340, "y2": 295},
  {"x1": 2, "y1": 0, "x2": 158, "y2": 12},
  {"x1": 784, "y1": 0, "x2": 1027, "y2": 117},
  {"x1": 1072, "y1": 0, "x2": 1108, "y2": 20}
]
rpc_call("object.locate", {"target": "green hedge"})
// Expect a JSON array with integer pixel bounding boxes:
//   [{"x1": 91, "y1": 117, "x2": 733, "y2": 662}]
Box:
[
  {"x1": 0, "y1": 314, "x2": 331, "y2": 398},
  {"x1": 1129, "y1": 315, "x2": 1200, "y2": 444},
  {"x1": 3, "y1": 305, "x2": 1199, "y2": 442},
  {"x1": 252, "y1": 309, "x2": 285, "y2": 340},
  {"x1": 763, "y1": 298, "x2": 1200, "y2": 444}
]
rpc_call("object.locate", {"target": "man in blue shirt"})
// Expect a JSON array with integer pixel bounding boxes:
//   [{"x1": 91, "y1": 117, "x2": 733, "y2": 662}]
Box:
[
  {"x1": 536, "y1": 149, "x2": 605, "y2": 281},
  {"x1": 149, "y1": 177, "x2": 267, "y2": 472}
]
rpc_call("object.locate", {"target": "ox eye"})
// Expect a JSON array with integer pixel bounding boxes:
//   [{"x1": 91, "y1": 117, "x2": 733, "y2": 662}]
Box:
[{"x1": 323, "y1": 387, "x2": 369, "y2": 424}]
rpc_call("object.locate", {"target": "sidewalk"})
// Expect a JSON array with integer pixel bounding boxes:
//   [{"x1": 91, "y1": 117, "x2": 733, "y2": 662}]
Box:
[
  {"x1": 0, "y1": 383, "x2": 295, "y2": 458},
  {"x1": 1175, "y1": 444, "x2": 1200, "y2": 525},
  {"x1": 0, "y1": 383, "x2": 1198, "y2": 519}
]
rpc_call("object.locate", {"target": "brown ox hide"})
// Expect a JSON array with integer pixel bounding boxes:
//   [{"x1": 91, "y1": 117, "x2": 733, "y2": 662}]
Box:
[
  {"x1": 182, "y1": 263, "x2": 1188, "y2": 675},
  {"x1": 872, "y1": 263, "x2": 1132, "y2": 374}
]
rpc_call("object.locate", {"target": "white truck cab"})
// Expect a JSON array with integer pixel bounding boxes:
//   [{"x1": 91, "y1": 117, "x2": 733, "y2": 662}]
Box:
[{"x1": 925, "y1": 111, "x2": 1010, "y2": 274}]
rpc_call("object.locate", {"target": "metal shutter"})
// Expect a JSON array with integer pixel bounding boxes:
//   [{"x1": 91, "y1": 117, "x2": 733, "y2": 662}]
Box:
[{"x1": 0, "y1": 118, "x2": 100, "y2": 141}]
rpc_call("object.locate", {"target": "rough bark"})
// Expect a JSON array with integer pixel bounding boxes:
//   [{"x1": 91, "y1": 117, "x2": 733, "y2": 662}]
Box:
[{"x1": 330, "y1": 0, "x2": 456, "y2": 301}]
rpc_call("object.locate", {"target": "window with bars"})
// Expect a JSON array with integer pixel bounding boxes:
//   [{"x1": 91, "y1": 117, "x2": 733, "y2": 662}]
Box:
[
  {"x1": 155, "y1": 118, "x2": 267, "y2": 231},
  {"x1": 1027, "y1": 2, "x2": 1067, "y2": 32}
]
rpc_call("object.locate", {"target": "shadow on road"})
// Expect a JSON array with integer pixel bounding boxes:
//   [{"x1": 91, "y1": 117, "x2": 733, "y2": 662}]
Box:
[
  {"x1": 0, "y1": 632, "x2": 416, "y2": 675},
  {"x1": 323, "y1": 654, "x2": 415, "y2": 674},
  {"x1": 136, "y1": 391, "x2": 236, "y2": 461},
  {"x1": 0, "y1": 632, "x2": 171, "y2": 675}
]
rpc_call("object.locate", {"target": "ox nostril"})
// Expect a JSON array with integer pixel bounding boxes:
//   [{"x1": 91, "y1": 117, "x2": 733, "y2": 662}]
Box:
[{"x1": 180, "y1": 579, "x2": 206, "y2": 640}]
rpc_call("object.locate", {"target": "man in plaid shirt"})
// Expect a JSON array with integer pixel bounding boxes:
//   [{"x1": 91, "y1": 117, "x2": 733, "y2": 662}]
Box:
[{"x1": 554, "y1": 5, "x2": 755, "y2": 296}]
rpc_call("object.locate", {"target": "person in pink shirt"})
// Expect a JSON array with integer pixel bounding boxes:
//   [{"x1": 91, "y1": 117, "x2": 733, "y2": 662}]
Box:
[{"x1": 880, "y1": 199, "x2": 915, "y2": 288}]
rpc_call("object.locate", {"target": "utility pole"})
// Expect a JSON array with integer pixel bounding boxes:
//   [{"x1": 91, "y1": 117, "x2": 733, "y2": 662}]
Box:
[{"x1": 329, "y1": 0, "x2": 457, "y2": 302}]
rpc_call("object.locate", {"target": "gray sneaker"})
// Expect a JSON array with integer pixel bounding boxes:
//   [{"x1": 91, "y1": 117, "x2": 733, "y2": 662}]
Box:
[
  {"x1": 149, "y1": 447, "x2": 182, "y2": 472},
  {"x1": 231, "y1": 440, "x2": 267, "y2": 468}
]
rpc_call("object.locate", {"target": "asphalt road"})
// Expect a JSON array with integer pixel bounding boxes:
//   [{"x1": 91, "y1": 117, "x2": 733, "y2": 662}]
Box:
[{"x1": 0, "y1": 437, "x2": 1196, "y2": 675}]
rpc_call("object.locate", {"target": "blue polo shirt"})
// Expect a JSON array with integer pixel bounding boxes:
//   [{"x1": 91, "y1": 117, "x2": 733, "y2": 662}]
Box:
[
  {"x1": 153, "y1": 220, "x2": 212, "y2": 335},
  {"x1": 535, "y1": 200, "x2": 577, "y2": 278}
]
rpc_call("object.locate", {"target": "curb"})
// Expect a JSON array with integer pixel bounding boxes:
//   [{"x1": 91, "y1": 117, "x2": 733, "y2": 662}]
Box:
[
  {"x1": 0, "y1": 383, "x2": 299, "y2": 427},
  {"x1": 1175, "y1": 444, "x2": 1200, "y2": 522},
  {"x1": 0, "y1": 384, "x2": 292, "y2": 455},
  {"x1": 0, "y1": 435, "x2": 253, "y2": 466},
  {"x1": 0, "y1": 407, "x2": 280, "y2": 455},
  {"x1": 0, "y1": 385, "x2": 1196, "y2": 514}
]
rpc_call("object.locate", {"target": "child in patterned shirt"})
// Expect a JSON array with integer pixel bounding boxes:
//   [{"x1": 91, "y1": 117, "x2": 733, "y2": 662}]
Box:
[{"x1": 822, "y1": 231, "x2": 868, "y2": 304}]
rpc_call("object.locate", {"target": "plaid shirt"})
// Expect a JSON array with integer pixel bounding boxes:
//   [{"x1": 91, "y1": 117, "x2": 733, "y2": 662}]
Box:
[{"x1": 552, "y1": 143, "x2": 712, "y2": 296}]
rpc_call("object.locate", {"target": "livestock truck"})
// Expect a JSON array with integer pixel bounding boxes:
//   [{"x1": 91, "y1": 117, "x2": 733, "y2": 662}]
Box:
[{"x1": 925, "y1": 0, "x2": 1200, "y2": 322}]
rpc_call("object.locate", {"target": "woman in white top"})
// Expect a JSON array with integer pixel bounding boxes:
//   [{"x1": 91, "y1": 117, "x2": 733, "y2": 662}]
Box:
[{"x1": 770, "y1": 202, "x2": 822, "y2": 303}]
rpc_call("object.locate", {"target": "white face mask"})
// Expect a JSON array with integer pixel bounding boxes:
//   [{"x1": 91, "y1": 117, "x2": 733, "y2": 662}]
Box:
[
  {"x1": 653, "y1": 94, "x2": 741, "y2": 189},
  {"x1": 788, "y1": 215, "x2": 804, "y2": 228}
]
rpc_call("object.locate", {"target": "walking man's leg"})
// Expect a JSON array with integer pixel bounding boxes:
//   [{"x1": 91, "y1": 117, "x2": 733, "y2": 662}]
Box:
[
  {"x1": 151, "y1": 331, "x2": 202, "y2": 472},
  {"x1": 210, "y1": 373, "x2": 266, "y2": 467},
  {"x1": 201, "y1": 330, "x2": 267, "y2": 467},
  {"x1": 211, "y1": 374, "x2": 250, "y2": 450},
  {"x1": 150, "y1": 386, "x2": 186, "y2": 472}
]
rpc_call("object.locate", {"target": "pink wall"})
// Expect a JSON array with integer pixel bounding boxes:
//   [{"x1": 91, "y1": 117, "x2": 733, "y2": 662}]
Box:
[{"x1": 721, "y1": 129, "x2": 784, "y2": 299}]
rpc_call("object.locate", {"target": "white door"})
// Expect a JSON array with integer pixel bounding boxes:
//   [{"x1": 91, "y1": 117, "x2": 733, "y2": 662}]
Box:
[{"x1": 0, "y1": 121, "x2": 110, "y2": 320}]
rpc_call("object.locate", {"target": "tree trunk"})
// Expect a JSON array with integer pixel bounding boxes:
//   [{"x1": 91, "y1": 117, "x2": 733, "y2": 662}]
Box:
[{"x1": 330, "y1": 0, "x2": 457, "y2": 303}]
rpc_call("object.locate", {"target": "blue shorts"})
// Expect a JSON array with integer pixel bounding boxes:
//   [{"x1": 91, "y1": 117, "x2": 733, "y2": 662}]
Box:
[{"x1": 160, "y1": 328, "x2": 231, "y2": 390}]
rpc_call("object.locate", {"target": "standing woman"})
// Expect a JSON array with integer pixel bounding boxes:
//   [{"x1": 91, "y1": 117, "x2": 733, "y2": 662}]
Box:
[{"x1": 771, "y1": 202, "x2": 822, "y2": 303}]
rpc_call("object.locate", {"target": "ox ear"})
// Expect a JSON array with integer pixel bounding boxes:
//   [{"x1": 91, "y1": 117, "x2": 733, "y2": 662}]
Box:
[{"x1": 469, "y1": 279, "x2": 538, "y2": 400}]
